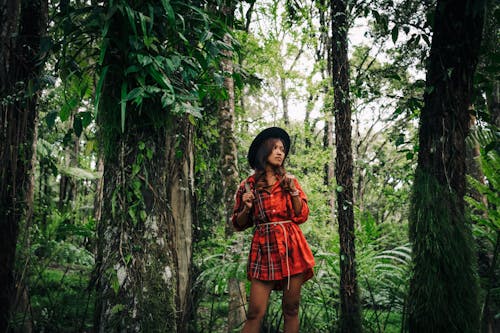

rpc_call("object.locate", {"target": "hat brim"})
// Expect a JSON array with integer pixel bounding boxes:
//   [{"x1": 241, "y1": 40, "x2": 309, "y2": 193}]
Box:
[{"x1": 247, "y1": 127, "x2": 290, "y2": 169}]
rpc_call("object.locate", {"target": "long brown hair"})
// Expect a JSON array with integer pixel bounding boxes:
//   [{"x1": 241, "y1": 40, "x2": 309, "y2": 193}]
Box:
[{"x1": 253, "y1": 138, "x2": 287, "y2": 189}]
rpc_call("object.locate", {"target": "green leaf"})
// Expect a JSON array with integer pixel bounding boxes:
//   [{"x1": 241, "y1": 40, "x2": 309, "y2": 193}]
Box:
[
  {"x1": 60, "y1": 97, "x2": 78, "y2": 122},
  {"x1": 188, "y1": 114, "x2": 196, "y2": 126},
  {"x1": 73, "y1": 116, "x2": 83, "y2": 137},
  {"x1": 94, "y1": 65, "x2": 109, "y2": 115},
  {"x1": 111, "y1": 304, "x2": 124, "y2": 314},
  {"x1": 161, "y1": 0, "x2": 175, "y2": 25},
  {"x1": 125, "y1": 87, "x2": 144, "y2": 102},
  {"x1": 46, "y1": 111, "x2": 58, "y2": 129},
  {"x1": 395, "y1": 134, "x2": 405, "y2": 146},
  {"x1": 391, "y1": 26, "x2": 399, "y2": 44},
  {"x1": 80, "y1": 111, "x2": 92, "y2": 128},
  {"x1": 146, "y1": 148, "x2": 153, "y2": 160},
  {"x1": 120, "y1": 82, "x2": 127, "y2": 133},
  {"x1": 111, "y1": 272, "x2": 120, "y2": 295},
  {"x1": 98, "y1": 38, "x2": 108, "y2": 66},
  {"x1": 128, "y1": 207, "x2": 137, "y2": 224},
  {"x1": 161, "y1": 92, "x2": 175, "y2": 107},
  {"x1": 139, "y1": 12, "x2": 148, "y2": 37},
  {"x1": 59, "y1": 166, "x2": 102, "y2": 180},
  {"x1": 146, "y1": 66, "x2": 172, "y2": 90},
  {"x1": 132, "y1": 163, "x2": 140, "y2": 177},
  {"x1": 124, "y1": 5, "x2": 137, "y2": 36},
  {"x1": 137, "y1": 54, "x2": 153, "y2": 66},
  {"x1": 125, "y1": 65, "x2": 141, "y2": 75}
]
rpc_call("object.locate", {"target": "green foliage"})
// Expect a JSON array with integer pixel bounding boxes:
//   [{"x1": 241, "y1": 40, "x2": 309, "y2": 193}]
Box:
[
  {"x1": 27, "y1": 268, "x2": 94, "y2": 332},
  {"x1": 465, "y1": 129, "x2": 500, "y2": 327},
  {"x1": 96, "y1": 0, "x2": 228, "y2": 135},
  {"x1": 13, "y1": 203, "x2": 95, "y2": 332}
]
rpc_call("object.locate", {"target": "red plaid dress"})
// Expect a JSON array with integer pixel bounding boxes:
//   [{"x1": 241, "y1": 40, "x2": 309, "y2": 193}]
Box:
[{"x1": 232, "y1": 174, "x2": 315, "y2": 290}]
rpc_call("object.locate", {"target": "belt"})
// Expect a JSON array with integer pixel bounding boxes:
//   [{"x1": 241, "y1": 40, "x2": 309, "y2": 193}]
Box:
[{"x1": 256, "y1": 220, "x2": 292, "y2": 289}]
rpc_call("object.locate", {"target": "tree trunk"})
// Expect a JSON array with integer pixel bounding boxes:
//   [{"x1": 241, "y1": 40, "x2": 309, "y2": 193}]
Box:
[
  {"x1": 407, "y1": 0, "x2": 485, "y2": 332},
  {"x1": 280, "y1": 77, "x2": 290, "y2": 126},
  {"x1": 94, "y1": 4, "x2": 193, "y2": 331},
  {"x1": 319, "y1": 0, "x2": 335, "y2": 224},
  {"x1": 165, "y1": 118, "x2": 195, "y2": 331},
  {"x1": 0, "y1": 0, "x2": 47, "y2": 330},
  {"x1": 94, "y1": 155, "x2": 104, "y2": 224},
  {"x1": 330, "y1": 0, "x2": 362, "y2": 332},
  {"x1": 217, "y1": 1, "x2": 247, "y2": 330},
  {"x1": 58, "y1": 111, "x2": 79, "y2": 210}
]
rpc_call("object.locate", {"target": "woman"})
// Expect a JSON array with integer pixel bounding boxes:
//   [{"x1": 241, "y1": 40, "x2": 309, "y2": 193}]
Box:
[{"x1": 232, "y1": 127, "x2": 315, "y2": 333}]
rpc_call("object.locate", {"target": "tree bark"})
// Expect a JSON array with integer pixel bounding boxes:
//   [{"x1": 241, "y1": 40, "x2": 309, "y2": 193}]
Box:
[
  {"x1": 407, "y1": 0, "x2": 486, "y2": 332},
  {"x1": 217, "y1": 1, "x2": 247, "y2": 330},
  {"x1": 0, "y1": 0, "x2": 47, "y2": 330},
  {"x1": 319, "y1": 0, "x2": 335, "y2": 223},
  {"x1": 58, "y1": 111, "x2": 79, "y2": 210},
  {"x1": 330, "y1": 0, "x2": 362, "y2": 332},
  {"x1": 280, "y1": 77, "x2": 290, "y2": 126}
]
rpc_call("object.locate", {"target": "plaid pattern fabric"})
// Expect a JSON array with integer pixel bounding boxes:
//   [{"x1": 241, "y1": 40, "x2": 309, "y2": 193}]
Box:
[{"x1": 232, "y1": 175, "x2": 315, "y2": 289}]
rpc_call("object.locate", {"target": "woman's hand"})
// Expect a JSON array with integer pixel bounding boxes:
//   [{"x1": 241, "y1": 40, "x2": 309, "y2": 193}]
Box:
[
  {"x1": 283, "y1": 174, "x2": 297, "y2": 192},
  {"x1": 284, "y1": 174, "x2": 302, "y2": 215},
  {"x1": 242, "y1": 192, "x2": 255, "y2": 210}
]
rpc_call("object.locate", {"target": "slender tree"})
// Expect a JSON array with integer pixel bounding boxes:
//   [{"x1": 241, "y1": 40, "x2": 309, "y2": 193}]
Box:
[
  {"x1": 215, "y1": 0, "x2": 248, "y2": 330},
  {"x1": 407, "y1": 0, "x2": 486, "y2": 331},
  {"x1": 0, "y1": 0, "x2": 48, "y2": 330},
  {"x1": 330, "y1": 0, "x2": 362, "y2": 331}
]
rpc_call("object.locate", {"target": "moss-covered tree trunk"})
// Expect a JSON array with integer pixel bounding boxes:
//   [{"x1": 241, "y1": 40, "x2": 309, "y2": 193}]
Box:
[
  {"x1": 94, "y1": 3, "x2": 194, "y2": 331},
  {"x1": 407, "y1": 0, "x2": 486, "y2": 332},
  {"x1": 0, "y1": 0, "x2": 47, "y2": 330},
  {"x1": 330, "y1": 0, "x2": 362, "y2": 331}
]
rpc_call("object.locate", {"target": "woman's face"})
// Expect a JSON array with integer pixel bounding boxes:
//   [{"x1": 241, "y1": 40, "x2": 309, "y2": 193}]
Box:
[{"x1": 266, "y1": 139, "x2": 285, "y2": 167}]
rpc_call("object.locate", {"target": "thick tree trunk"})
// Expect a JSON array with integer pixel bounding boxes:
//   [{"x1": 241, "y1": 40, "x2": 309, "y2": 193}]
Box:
[
  {"x1": 95, "y1": 126, "x2": 180, "y2": 332},
  {"x1": 94, "y1": 4, "x2": 193, "y2": 331},
  {"x1": 407, "y1": 0, "x2": 485, "y2": 332},
  {"x1": 0, "y1": 0, "x2": 47, "y2": 330},
  {"x1": 330, "y1": 0, "x2": 362, "y2": 332},
  {"x1": 165, "y1": 118, "x2": 195, "y2": 331}
]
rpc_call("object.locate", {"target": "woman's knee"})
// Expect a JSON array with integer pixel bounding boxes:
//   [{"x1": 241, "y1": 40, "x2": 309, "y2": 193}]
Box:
[
  {"x1": 282, "y1": 300, "x2": 300, "y2": 317},
  {"x1": 246, "y1": 303, "x2": 267, "y2": 321}
]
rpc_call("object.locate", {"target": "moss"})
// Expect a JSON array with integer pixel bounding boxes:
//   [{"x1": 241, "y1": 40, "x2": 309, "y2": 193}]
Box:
[
  {"x1": 407, "y1": 170, "x2": 480, "y2": 332},
  {"x1": 138, "y1": 259, "x2": 177, "y2": 332}
]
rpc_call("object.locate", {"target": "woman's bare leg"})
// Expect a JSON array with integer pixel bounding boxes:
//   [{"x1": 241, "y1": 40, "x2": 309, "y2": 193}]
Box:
[
  {"x1": 282, "y1": 275, "x2": 304, "y2": 333},
  {"x1": 241, "y1": 279, "x2": 274, "y2": 333}
]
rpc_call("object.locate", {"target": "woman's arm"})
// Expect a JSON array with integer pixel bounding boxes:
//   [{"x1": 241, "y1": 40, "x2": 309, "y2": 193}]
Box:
[
  {"x1": 285, "y1": 176, "x2": 309, "y2": 223},
  {"x1": 231, "y1": 181, "x2": 255, "y2": 231}
]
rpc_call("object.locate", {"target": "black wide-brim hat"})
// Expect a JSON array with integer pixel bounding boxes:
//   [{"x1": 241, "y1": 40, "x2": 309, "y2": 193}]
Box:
[{"x1": 247, "y1": 127, "x2": 291, "y2": 169}]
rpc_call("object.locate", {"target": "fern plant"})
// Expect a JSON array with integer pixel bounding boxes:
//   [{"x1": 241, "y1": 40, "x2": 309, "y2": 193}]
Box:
[{"x1": 465, "y1": 129, "x2": 500, "y2": 330}]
